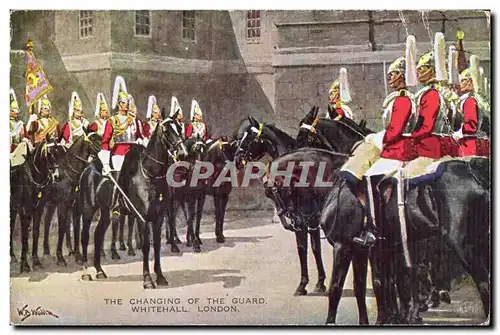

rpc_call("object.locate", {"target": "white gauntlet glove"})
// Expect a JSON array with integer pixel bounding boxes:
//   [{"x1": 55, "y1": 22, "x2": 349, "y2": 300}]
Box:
[{"x1": 452, "y1": 128, "x2": 463, "y2": 140}]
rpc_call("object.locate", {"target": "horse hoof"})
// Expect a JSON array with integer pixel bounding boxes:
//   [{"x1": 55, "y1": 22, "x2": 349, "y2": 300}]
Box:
[
  {"x1": 216, "y1": 235, "x2": 225, "y2": 243},
  {"x1": 43, "y1": 250, "x2": 50, "y2": 257},
  {"x1": 294, "y1": 288, "x2": 307, "y2": 296},
  {"x1": 75, "y1": 254, "x2": 83, "y2": 265},
  {"x1": 96, "y1": 271, "x2": 108, "y2": 279},
  {"x1": 156, "y1": 276, "x2": 169, "y2": 286},
  {"x1": 57, "y1": 258, "x2": 67, "y2": 267},
  {"x1": 32, "y1": 257, "x2": 42, "y2": 269},
  {"x1": 111, "y1": 250, "x2": 121, "y2": 260},
  {"x1": 128, "y1": 249, "x2": 136, "y2": 257},
  {"x1": 174, "y1": 237, "x2": 182, "y2": 244},
  {"x1": 186, "y1": 240, "x2": 193, "y2": 247},
  {"x1": 193, "y1": 245, "x2": 201, "y2": 253},
  {"x1": 20, "y1": 262, "x2": 31, "y2": 273},
  {"x1": 67, "y1": 250, "x2": 75, "y2": 256},
  {"x1": 81, "y1": 274, "x2": 93, "y2": 281},
  {"x1": 419, "y1": 304, "x2": 429, "y2": 312},
  {"x1": 119, "y1": 244, "x2": 127, "y2": 251},
  {"x1": 314, "y1": 283, "x2": 327, "y2": 293},
  {"x1": 143, "y1": 281, "x2": 156, "y2": 289},
  {"x1": 171, "y1": 245, "x2": 180, "y2": 253},
  {"x1": 197, "y1": 239, "x2": 203, "y2": 245},
  {"x1": 325, "y1": 316, "x2": 336, "y2": 324},
  {"x1": 439, "y1": 291, "x2": 451, "y2": 304}
]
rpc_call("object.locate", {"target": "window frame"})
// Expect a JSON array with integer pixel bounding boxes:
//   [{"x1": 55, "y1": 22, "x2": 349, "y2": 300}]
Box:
[
  {"x1": 79, "y1": 10, "x2": 94, "y2": 39},
  {"x1": 134, "y1": 10, "x2": 152, "y2": 38},
  {"x1": 245, "y1": 10, "x2": 261, "y2": 44},
  {"x1": 182, "y1": 10, "x2": 196, "y2": 42}
]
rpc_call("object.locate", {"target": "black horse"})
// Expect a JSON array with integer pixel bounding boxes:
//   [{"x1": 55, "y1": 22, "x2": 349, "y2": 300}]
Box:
[
  {"x1": 165, "y1": 135, "x2": 209, "y2": 253},
  {"x1": 77, "y1": 120, "x2": 187, "y2": 288},
  {"x1": 234, "y1": 116, "x2": 328, "y2": 296},
  {"x1": 377, "y1": 158, "x2": 490, "y2": 322},
  {"x1": 10, "y1": 138, "x2": 62, "y2": 273}
]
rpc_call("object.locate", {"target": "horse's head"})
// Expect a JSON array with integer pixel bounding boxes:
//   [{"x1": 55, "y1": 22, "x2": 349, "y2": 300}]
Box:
[
  {"x1": 86, "y1": 133, "x2": 102, "y2": 157},
  {"x1": 40, "y1": 136, "x2": 65, "y2": 182},
  {"x1": 234, "y1": 116, "x2": 267, "y2": 169},
  {"x1": 296, "y1": 106, "x2": 321, "y2": 148},
  {"x1": 156, "y1": 119, "x2": 188, "y2": 162},
  {"x1": 186, "y1": 135, "x2": 207, "y2": 163}
]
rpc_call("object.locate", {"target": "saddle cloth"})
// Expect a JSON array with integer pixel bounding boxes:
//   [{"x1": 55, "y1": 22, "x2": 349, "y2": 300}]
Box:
[{"x1": 10, "y1": 142, "x2": 28, "y2": 167}]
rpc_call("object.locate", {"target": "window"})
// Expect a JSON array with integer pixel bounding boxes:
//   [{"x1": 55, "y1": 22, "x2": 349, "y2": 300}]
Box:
[
  {"x1": 246, "y1": 10, "x2": 261, "y2": 40},
  {"x1": 135, "y1": 11, "x2": 151, "y2": 37},
  {"x1": 182, "y1": 11, "x2": 196, "y2": 41},
  {"x1": 79, "y1": 11, "x2": 93, "y2": 38}
]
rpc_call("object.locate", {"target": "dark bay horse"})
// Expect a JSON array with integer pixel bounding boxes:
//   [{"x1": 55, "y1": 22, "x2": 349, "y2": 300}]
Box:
[
  {"x1": 77, "y1": 120, "x2": 187, "y2": 288},
  {"x1": 32, "y1": 134, "x2": 101, "y2": 268},
  {"x1": 377, "y1": 158, "x2": 490, "y2": 322},
  {"x1": 234, "y1": 116, "x2": 329, "y2": 296},
  {"x1": 10, "y1": 138, "x2": 62, "y2": 273}
]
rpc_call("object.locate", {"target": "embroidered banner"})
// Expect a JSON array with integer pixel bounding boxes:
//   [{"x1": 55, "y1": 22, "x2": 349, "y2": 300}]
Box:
[{"x1": 25, "y1": 43, "x2": 52, "y2": 108}]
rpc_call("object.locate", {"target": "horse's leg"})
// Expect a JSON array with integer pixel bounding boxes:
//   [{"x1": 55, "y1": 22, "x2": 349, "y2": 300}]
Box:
[
  {"x1": 194, "y1": 194, "x2": 206, "y2": 248},
  {"x1": 352, "y1": 246, "x2": 369, "y2": 325},
  {"x1": 166, "y1": 199, "x2": 180, "y2": 253},
  {"x1": 215, "y1": 193, "x2": 230, "y2": 243},
  {"x1": 72, "y1": 205, "x2": 83, "y2": 264},
  {"x1": 153, "y1": 216, "x2": 168, "y2": 286},
  {"x1": 110, "y1": 213, "x2": 122, "y2": 260},
  {"x1": 309, "y1": 228, "x2": 326, "y2": 293},
  {"x1": 65, "y1": 211, "x2": 74, "y2": 256},
  {"x1": 294, "y1": 229, "x2": 309, "y2": 296},
  {"x1": 326, "y1": 242, "x2": 352, "y2": 324},
  {"x1": 127, "y1": 216, "x2": 136, "y2": 256},
  {"x1": 395, "y1": 254, "x2": 412, "y2": 323},
  {"x1": 81, "y1": 207, "x2": 95, "y2": 281},
  {"x1": 119, "y1": 215, "x2": 127, "y2": 251},
  {"x1": 32, "y1": 201, "x2": 46, "y2": 268},
  {"x1": 94, "y1": 208, "x2": 111, "y2": 279},
  {"x1": 43, "y1": 202, "x2": 56, "y2": 256},
  {"x1": 142, "y1": 219, "x2": 155, "y2": 289},
  {"x1": 369, "y1": 249, "x2": 387, "y2": 324},
  {"x1": 55, "y1": 204, "x2": 69, "y2": 266},
  {"x1": 184, "y1": 199, "x2": 196, "y2": 249},
  {"x1": 19, "y1": 214, "x2": 31, "y2": 273},
  {"x1": 10, "y1": 211, "x2": 17, "y2": 263}
]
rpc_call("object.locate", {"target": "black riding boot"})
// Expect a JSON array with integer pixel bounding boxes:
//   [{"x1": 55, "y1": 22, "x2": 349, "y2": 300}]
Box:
[{"x1": 353, "y1": 175, "x2": 381, "y2": 247}]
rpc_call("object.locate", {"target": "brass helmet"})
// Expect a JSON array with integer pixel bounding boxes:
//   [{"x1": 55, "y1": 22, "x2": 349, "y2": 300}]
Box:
[
  {"x1": 459, "y1": 55, "x2": 480, "y2": 94},
  {"x1": 111, "y1": 76, "x2": 129, "y2": 110},
  {"x1": 147, "y1": 95, "x2": 161, "y2": 119},
  {"x1": 68, "y1": 91, "x2": 83, "y2": 119},
  {"x1": 328, "y1": 68, "x2": 351, "y2": 103},
  {"x1": 37, "y1": 94, "x2": 51, "y2": 114},
  {"x1": 190, "y1": 99, "x2": 203, "y2": 121},
  {"x1": 417, "y1": 32, "x2": 448, "y2": 82},
  {"x1": 95, "y1": 92, "x2": 109, "y2": 117}
]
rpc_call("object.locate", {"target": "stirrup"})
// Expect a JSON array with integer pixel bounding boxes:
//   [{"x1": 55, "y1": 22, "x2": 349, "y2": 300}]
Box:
[{"x1": 353, "y1": 231, "x2": 376, "y2": 247}]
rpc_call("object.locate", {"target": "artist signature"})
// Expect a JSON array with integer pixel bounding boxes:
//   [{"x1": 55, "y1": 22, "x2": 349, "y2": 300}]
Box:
[{"x1": 16, "y1": 304, "x2": 59, "y2": 322}]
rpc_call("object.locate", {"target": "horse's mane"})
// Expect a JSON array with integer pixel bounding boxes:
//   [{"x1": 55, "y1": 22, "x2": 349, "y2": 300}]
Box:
[{"x1": 266, "y1": 124, "x2": 297, "y2": 147}]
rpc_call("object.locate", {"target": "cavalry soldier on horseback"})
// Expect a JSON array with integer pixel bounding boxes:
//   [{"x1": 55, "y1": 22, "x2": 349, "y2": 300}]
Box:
[
  {"x1": 10, "y1": 89, "x2": 29, "y2": 153},
  {"x1": 344, "y1": 36, "x2": 419, "y2": 246},
  {"x1": 401, "y1": 32, "x2": 454, "y2": 178},
  {"x1": 126, "y1": 93, "x2": 146, "y2": 146},
  {"x1": 89, "y1": 93, "x2": 110, "y2": 136},
  {"x1": 185, "y1": 99, "x2": 210, "y2": 141},
  {"x1": 97, "y1": 76, "x2": 142, "y2": 176},
  {"x1": 60, "y1": 91, "x2": 90, "y2": 146},
  {"x1": 453, "y1": 54, "x2": 490, "y2": 157},
  {"x1": 27, "y1": 94, "x2": 60, "y2": 144},
  {"x1": 142, "y1": 95, "x2": 162, "y2": 146},
  {"x1": 327, "y1": 67, "x2": 354, "y2": 120},
  {"x1": 168, "y1": 96, "x2": 185, "y2": 139}
]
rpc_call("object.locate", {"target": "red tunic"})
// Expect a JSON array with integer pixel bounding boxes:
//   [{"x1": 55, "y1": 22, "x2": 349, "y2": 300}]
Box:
[
  {"x1": 101, "y1": 117, "x2": 143, "y2": 156},
  {"x1": 335, "y1": 108, "x2": 344, "y2": 117},
  {"x1": 380, "y1": 96, "x2": 416, "y2": 161},
  {"x1": 458, "y1": 96, "x2": 479, "y2": 157},
  {"x1": 411, "y1": 88, "x2": 442, "y2": 159},
  {"x1": 185, "y1": 122, "x2": 209, "y2": 141}
]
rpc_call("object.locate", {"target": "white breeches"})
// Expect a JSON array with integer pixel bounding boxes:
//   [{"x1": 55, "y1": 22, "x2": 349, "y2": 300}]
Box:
[
  {"x1": 364, "y1": 157, "x2": 403, "y2": 178},
  {"x1": 112, "y1": 155, "x2": 125, "y2": 171}
]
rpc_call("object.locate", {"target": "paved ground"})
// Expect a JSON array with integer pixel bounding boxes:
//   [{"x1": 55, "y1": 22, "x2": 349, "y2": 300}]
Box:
[{"x1": 10, "y1": 210, "x2": 488, "y2": 326}]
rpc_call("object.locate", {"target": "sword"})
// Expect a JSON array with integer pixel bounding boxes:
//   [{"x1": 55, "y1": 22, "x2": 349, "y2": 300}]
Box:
[{"x1": 106, "y1": 172, "x2": 146, "y2": 224}]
